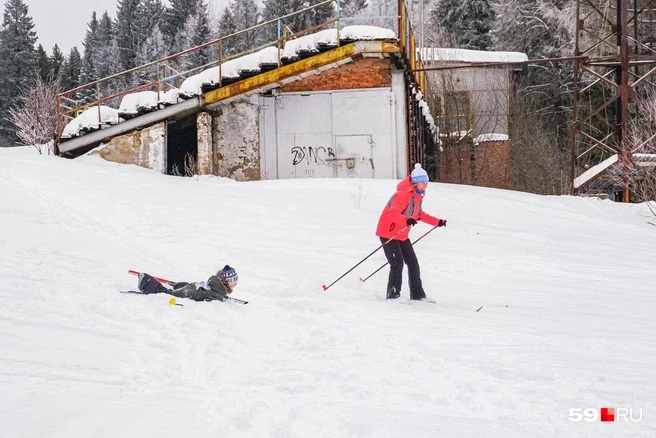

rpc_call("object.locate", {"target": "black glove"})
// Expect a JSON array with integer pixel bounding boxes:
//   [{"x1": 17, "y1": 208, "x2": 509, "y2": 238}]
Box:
[
  {"x1": 438, "y1": 219, "x2": 447, "y2": 227},
  {"x1": 406, "y1": 218, "x2": 417, "y2": 227}
]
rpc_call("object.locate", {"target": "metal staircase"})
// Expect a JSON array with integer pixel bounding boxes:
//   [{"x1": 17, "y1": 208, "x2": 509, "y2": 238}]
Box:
[{"x1": 56, "y1": 0, "x2": 429, "y2": 160}]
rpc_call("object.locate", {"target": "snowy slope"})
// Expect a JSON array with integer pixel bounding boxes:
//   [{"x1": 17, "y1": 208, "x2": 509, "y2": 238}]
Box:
[{"x1": 0, "y1": 147, "x2": 654, "y2": 438}]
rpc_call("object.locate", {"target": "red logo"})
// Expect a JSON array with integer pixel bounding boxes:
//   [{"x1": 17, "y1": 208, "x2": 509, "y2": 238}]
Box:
[{"x1": 601, "y1": 408, "x2": 615, "y2": 422}]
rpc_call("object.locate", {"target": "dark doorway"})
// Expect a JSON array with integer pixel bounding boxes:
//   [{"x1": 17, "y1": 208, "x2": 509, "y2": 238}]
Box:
[{"x1": 166, "y1": 115, "x2": 197, "y2": 176}]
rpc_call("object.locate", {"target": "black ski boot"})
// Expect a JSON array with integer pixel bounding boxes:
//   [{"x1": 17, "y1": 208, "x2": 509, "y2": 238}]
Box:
[{"x1": 386, "y1": 287, "x2": 400, "y2": 300}]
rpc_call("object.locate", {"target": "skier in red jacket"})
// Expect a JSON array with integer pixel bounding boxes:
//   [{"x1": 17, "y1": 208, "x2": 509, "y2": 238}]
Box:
[{"x1": 375, "y1": 163, "x2": 447, "y2": 300}]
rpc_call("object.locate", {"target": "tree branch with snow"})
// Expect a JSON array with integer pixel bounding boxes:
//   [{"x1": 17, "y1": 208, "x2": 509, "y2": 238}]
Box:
[{"x1": 8, "y1": 76, "x2": 59, "y2": 154}]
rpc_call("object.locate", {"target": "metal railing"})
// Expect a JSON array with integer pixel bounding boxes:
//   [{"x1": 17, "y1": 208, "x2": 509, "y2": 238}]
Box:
[{"x1": 56, "y1": 0, "x2": 428, "y2": 141}]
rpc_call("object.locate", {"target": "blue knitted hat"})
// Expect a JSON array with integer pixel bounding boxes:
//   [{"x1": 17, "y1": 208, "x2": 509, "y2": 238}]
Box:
[
  {"x1": 220, "y1": 265, "x2": 238, "y2": 284},
  {"x1": 410, "y1": 163, "x2": 429, "y2": 184}
]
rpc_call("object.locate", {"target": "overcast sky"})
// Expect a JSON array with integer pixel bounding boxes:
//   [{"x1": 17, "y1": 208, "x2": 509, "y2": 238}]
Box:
[{"x1": 20, "y1": 0, "x2": 230, "y2": 54}]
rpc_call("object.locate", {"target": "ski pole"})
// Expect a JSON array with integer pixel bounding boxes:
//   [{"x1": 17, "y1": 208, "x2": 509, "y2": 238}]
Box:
[
  {"x1": 359, "y1": 225, "x2": 439, "y2": 283},
  {"x1": 127, "y1": 270, "x2": 249, "y2": 305},
  {"x1": 321, "y1": 226, "x2": 409, "y2": 291}
]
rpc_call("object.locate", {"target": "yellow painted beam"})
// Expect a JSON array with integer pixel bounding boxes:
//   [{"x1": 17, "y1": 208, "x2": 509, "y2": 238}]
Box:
[{"x1": 202, "y1": 41, "x2": 400, "y2": 106}]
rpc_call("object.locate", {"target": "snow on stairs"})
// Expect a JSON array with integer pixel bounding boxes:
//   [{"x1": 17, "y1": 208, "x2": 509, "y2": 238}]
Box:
[{"x1": 57, "y1": 27, "x2": 399, "y2": 157}]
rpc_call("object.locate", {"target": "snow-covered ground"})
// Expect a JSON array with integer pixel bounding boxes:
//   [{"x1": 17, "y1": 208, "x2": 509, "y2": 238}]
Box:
[{"x1": 0, "y1": 147, "x2": 654, "y2": 437}]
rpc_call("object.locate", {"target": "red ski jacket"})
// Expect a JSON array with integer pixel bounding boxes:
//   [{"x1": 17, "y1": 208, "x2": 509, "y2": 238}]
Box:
[{"x1": 375, "y1": 176, "x2": 440, "y2": 240}]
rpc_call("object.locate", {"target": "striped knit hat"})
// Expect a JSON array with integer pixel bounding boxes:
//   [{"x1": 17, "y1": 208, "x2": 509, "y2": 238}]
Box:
[{"x1": 220, "y1": 265, "x2": 239, "y2": 284}]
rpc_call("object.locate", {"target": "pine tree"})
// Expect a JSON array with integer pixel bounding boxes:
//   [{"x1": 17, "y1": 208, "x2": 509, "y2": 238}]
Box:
[
  {"x1": 116, "y1": 0, "x2": 142, "y2": 71},
  {"x1": 431, "y1": 0, "x2": 495, "y2": 50},
  {"x1": 95, "y1": 12, "x2": 122, "y2": 98},
  {"x1": 135, "y1": 25, "x2": 167, "y2": 84},
  {"x1": 136, "y1": 0, "x2": 165, "y2": 42},
  {"x1": 261, "y1": 0, "x2": 307, "y2": 40},
  {"x1": 493, "y1": 0, "x2": 574, "y2": 150},
  {"x1": 50, "y1": 44, "x2": 65, "y2": 83},
  {"x1": 339, "y1": 0, "x2": 367, "y2": 18},
  {"x1": 79, "y1": 12, "x2": 100, "y2": 102},
  {"x1": 36, "y1": 44, "x2": 51, "y2": 81},
  {"x1": 310, "y1": 1, "x2": 335, "y2": 27},
  {"x1": 161, "y1": 0, "x2": 204, "y2": 45},
  {"x1": 175, "y1": 7, "x2": 212, "y2": 71},
  {"x1": 59, "y1": 47, "x2": 82, "y2": 93},
  {"x1": 0, "y1": 0, "x2": 38, "y2": 141},
  {"x1": 92, "y1": 12, "x2": 122, "y2": 79},
  {"x1": 230, "y1": 0, "x2": 261, "y2": 53},
  {"x1": 80, "y1": 13, "x2": 98, "y2": 79},
  {"x1": 217, "y1": 7, "x2": 237, "y2": 56}
]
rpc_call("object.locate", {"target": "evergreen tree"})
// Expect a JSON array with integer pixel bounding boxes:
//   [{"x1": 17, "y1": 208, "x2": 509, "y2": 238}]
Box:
[
  {"x1": 94, "y1": 11, "x2": 119, "y2": 78},
  {"x1": 136, "y1": 0, "x2": 165, "y2": 41},
  {"x1": 59, "y1": 47, "x2": 82, "y2": 93},
  {"x1": 175, "y1": 7, "x2": 212, "y2": 71},
  {"x1": 79, "y1": 13, "x2": 99, "y2": 79},
  {"x1": 262, "y1": 0, "x2": 307, "y2": 39},
  {"x1": 339, "y1": 0, "x2": 367, "y2": 18},
  {"x1": 217, "y1": 7, "x2": 237, "y2": 56},
  {"x1": 310, "y1": 1, "x2": 335, "y2": 27},
  {"x1": 36, "y1": 44, "x2": 51, "y2": 81},
  {"x1": 230, "y1": 0, "x2": 261, "y2": 53},
  {"x1": 135, "y1": 25, "x2": 167, "y2": 84},
  {"x1": 432, "y1": 0, "x2": 495, "y2": 50},
  {"x1": 0, "y1": 0, "x2": 38, "y2": 141},
  {"x1": 116, "y1": 0, "x2": 142, "y2": 71},
  {"x1": 94, "y1": 12, "x2": 122, "y2": 99},
  {"x1": 493, "y1": 0, "x2": 574, "y2": 150},
  {"x1": 161, "y1": 0, "x2": 204, "y2": 45},
  {"x1": 50, "y1": 44, "x2": 65, "y2": 82},
  {"x1": 79, "y1": 12, "x2": 100, "y2": 102}
]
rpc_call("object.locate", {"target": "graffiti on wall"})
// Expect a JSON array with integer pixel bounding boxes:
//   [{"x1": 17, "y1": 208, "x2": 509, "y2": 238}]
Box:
[{"x1": 291, "y1": 146, "x2": 335, "y2": 166}]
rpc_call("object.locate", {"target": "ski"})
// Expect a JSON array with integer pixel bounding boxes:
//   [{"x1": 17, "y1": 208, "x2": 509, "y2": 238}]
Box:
[
  {"x1": 119, "y1": 290, "x2": 145, "y2": 294},
  {"x1": 127, "y1": 270, "x2": 249, "y2": 305},
  {"x1": 398, "y1": 298, "x2": 437, "y2": 305}
]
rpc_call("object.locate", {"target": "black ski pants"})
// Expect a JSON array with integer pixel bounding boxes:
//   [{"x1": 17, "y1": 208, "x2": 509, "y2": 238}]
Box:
[{"x1": 379, "y1": 237, "x2": 426, "y2": 300}]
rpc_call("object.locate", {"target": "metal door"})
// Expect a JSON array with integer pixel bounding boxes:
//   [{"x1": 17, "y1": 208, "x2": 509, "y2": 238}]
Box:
[{"x1": 334, "y1": 135, "x2": 374, "y2": 178}]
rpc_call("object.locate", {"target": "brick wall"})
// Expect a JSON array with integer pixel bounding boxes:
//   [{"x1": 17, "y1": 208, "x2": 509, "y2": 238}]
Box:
[
  {"x1": 439, "y1": 139, "x2": 511, "y2": 190},
  {"x1": 474, "y1": 140, "x2": 511, "y2": 189},
  {"x1": 281, "y1": 57, "x2": 392, "y2": 92}
]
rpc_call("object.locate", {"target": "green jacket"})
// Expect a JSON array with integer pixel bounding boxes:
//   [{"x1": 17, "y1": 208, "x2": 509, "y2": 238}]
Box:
[{"x1": 168, "y1": 275, "x2": 230, "y2": 302}]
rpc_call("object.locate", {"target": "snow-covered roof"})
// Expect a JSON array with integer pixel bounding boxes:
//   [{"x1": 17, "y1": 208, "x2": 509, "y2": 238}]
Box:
[
  {"x1": 340, "y1": 25, "x2": 396, "y2": 41},
  {"x1": 474, "y1": 133, "x2": 509, "y2": 144},
  {"x1": 573, "y1": 154, "x2": 619, "y2": 188},
  {"x1": 420, "y1": 48, "x2": 528, "y2": 65}
]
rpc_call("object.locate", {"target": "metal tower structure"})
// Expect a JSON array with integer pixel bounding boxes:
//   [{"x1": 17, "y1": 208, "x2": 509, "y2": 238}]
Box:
[{"x1": 571, "y1": 0, "x2": 656, "y2": 200}]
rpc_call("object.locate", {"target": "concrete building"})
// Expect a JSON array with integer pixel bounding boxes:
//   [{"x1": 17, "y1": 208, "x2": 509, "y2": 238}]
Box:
[{"x1": 421, "y1": 48, "x2": 527, "y2": 189}]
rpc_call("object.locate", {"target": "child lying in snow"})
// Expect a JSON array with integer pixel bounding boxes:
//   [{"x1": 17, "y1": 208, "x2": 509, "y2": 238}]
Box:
[{"x1": 137, "y1": 265, "x2": 238, "y2": 302}]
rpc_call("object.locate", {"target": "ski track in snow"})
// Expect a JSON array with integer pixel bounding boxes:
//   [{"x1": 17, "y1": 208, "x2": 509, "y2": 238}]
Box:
[{"x1": 0, "y1": 149, "x2": 654, "y2": 437}]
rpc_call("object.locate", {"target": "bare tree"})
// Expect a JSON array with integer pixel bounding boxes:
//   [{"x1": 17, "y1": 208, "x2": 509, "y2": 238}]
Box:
[
  {"x1": 509, "y1": 87, "x2": 569, "y2": 195},
  {"x1": 8, "y1": 76, "x2": 59, "y2": 154},
  {"x1": 347, "y1": 179, "x2": 372, "y2": 209},
  {"x1": 171, "y1": 152, "x2": 199, "y2": 177},
  {"x1": 183, "y1": 152, "x2": 197, "y2": 177}
]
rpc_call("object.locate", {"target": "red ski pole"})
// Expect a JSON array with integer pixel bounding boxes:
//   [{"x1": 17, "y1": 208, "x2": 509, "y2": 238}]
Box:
[
  {"x1": 127, "y1": 270, "x2": 249, "y2": 305},
  {"x1": 359, "y1": 225, "x2": 439, "y2": 283},
  {"x1": 321, "y1": 226, "x2": 409, "y2": 291}
]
